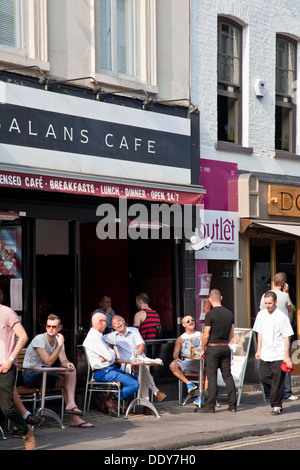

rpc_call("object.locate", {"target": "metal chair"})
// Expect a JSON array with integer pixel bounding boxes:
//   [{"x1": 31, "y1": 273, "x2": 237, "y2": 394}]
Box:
[
  {"x1": 178, "y1": 372, "x2": 200, "y2": 405},
  {"x1": 83, "y1": 348, "x2": 121, "y2": 417}
]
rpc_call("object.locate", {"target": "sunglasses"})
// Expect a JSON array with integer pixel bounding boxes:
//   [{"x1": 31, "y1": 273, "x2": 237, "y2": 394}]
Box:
[
  {"x1": 46, "y1": 324, "x2": 59, "y2": 330},
  {"x1": 186, "y1": 318, "x2": 195, "y2": 324}
]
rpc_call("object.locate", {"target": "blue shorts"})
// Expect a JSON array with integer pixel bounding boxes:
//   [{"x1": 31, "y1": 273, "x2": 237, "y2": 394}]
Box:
[{"x1": 23, "y1": 370, "x2": 60, "y2": 388}]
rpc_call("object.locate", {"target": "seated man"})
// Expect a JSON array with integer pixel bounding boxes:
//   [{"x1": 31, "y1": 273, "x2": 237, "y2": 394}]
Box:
[
  {"x1": 83, "y1": 312, "x2": 139, "y2": 416},
  {"x1": 105, "y1": 315, "x2": 166, "y2": 413},
  {"x1": 169, "y1": 315, "x2": 202, "y2": 395},
  {"x1": 91, "y1": 295, "x2": 115, "y2": 332},
  {"x1": 133, "y1": 293, "x2": 161, "y2": 340},
  {"x1": 23, "y1": 314, "x2": 93, "y2": 428}
]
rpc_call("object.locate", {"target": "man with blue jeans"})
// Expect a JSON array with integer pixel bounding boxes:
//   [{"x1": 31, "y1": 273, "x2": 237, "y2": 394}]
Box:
[{"x1": 83, "y1": 312, "x2": 139, "y2": 416}]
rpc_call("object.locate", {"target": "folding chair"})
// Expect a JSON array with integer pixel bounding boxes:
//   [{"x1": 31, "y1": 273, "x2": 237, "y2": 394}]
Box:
[{"x1": 83, "y1": 347, "x2": 121, "y2": 417}]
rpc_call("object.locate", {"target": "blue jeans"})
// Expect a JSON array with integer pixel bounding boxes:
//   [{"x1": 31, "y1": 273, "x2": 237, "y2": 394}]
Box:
[{"x1": 93, "y1": 365, "x2": 139, "y2": 400}]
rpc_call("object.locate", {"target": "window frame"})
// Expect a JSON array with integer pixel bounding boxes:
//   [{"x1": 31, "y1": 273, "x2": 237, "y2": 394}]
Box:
[
  {"x1": 275, "y1": 34, "x2": 297, "y2": 155},
  {"x1": 93, "y1": 0, "x2": 157, "y2": 91},
  {"x1": 217, "y1": 17, "x2": 242, "y2": 146},
  {"x1": 0, "y1": 0, "x2": 49, "y2": 70}
]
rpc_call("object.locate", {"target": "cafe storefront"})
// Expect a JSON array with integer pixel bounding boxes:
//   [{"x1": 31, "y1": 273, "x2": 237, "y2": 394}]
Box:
[{"x1": 0, "y1": 78, "x2": 204, "y2": 362}]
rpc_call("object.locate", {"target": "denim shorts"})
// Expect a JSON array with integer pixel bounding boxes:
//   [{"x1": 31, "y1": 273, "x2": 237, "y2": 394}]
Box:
[
  {"x1": 180, "y1": 359, "x2": 200, "y2": 374},
  {"x1": 23, "y1": 370, "x2": 60, "y2": 388}
]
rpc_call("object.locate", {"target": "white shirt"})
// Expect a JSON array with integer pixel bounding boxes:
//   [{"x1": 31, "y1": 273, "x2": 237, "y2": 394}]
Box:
[
  {"x1": 83, "y1": 328, "x2": 115, "y2": 370},
  {"x1": 253, "y1": 307, "x2": 294, "y2": 361},
  {"x1": 104, "y1": 327, "x2": 144, "y2": 362},
  {"x1": 181, "y1": 331, "x2": 201, "y2": 358}
]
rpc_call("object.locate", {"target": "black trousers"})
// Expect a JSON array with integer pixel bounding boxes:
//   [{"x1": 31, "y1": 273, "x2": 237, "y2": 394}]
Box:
[
  {"x1": 0, "y1": 365, "x2": 28, "y2": 436},
  {"x1": 205, "y1": 345, "x2": 236, "y2": 410},
  {"x1": 259, "y1": 359, "x2": 286, "y2": 408}
]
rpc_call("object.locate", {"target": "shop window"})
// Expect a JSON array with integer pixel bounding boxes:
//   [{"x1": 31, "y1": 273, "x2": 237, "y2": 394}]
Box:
[
  {"x1": 275, "y1": 36, "x2": 296, "y2": 154},
  {"x1": 95, "y1": 0, "x2": 156, "y2": 86},
  {"x1": 217, "y1": 18, "x2": 242, "y2": 145}
]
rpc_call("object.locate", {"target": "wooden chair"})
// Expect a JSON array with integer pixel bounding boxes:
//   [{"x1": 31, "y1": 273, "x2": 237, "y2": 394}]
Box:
[
  {"x1": 83, "y1": 347, "x2": 121, "y2": 417},
  {"x1": 16, "y1": 349, "x2": 39, "y2": 414}
]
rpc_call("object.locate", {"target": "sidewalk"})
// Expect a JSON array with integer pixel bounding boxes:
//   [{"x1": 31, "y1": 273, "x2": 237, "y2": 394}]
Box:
[{"x1": 1, "y1": 385, "x2": 300, "y2": 451}]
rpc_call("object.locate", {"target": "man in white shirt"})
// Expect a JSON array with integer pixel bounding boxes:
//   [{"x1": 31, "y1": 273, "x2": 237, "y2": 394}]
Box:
[
  {"x1": 259, "y1": 272, "x2": 297, "y2": 401},
  {"x1": 253, "y1": 290, "x2": 294, "y2": 415},
  {"x1": 83, "y1": 312, "x2": 139, "y2": 416},
  {"x1": 104, "y1": 316, "x2": 166, "y2": 412}
]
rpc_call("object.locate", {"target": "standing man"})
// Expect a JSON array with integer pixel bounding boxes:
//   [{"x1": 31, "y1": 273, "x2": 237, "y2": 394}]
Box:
[
  {"x1": 91, "y1": 295, "x2": 115, "y2": 331},
  {"x1": 169, "y1": 315, "x2": 202, "y2": 395},
  {"x1": 259, "y1": 272, "x2": 297, "y2": 401},
  {"x1": 254, "y1": 290, "x2": 294, "y2": 415},
  {"x1": 0, "y1": 296, "x2": 35, "y2": 449},
  {"x1": 200, "y1": 289, "x2": 236, "y2": 413},
  {"x1": 133, "y1": 293, "x2": 161, "y2": 340},
  {"x1": 105, "y1": 315, "x2": 166, "y2": 412},
  {"x1": 23, "y1": 314, "x2": 93, "y2": 428},
  {"x1": 83, "y1": 312, "x2": 139, "y2": 416}
]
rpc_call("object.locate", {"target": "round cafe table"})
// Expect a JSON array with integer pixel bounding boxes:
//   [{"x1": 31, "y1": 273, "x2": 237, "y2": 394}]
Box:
[
  {"x1": 24, "y1": 366, "x2": 67, "y2": 429},
  {"x1": 117, "y1": 359, "x2": 163, "y2": 419}
]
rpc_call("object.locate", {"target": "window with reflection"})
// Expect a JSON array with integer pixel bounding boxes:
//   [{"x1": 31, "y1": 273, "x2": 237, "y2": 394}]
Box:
[
  {"x1": 217, "y1": 18, "x2": 242, "y2": 145},
  {"x1": 275, "y1": 36, "x2": 296, "y2": 153}
]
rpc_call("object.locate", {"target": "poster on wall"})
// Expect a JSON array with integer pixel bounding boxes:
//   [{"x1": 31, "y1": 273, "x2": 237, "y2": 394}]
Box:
[
  {"x1": 0, "y1": 227, "x2": 22, "y2": 277},
  {"x1": 195, "y1": 159, "x2": 239, "y2": 260}
]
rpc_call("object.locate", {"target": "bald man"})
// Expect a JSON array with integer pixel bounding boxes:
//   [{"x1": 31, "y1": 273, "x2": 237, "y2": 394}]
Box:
[{"x1": 83, "y1": 312, "x2": 139, "y2": 416}]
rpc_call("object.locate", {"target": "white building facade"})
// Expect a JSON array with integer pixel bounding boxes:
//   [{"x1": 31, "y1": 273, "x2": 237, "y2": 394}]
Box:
[{"x1": 191, "y1": 0, "x2": 300, "y2": 339}]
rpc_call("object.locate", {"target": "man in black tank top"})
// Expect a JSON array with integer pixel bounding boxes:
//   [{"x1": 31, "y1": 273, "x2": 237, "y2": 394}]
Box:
[{"x1": 199, "y1": 289, "x2": 236, "y2": 413}]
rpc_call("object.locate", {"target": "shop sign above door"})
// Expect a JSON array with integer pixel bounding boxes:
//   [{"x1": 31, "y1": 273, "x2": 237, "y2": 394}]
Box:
[
  {"x1": 268, "y1": 185, "x2": 300, "y2": 217},
  {"x1": 0, "y1": 82, "x2": 192, "y2": 186}
]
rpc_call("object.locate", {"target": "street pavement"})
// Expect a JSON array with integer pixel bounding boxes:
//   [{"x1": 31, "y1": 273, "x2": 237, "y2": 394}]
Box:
[{"x1": 2, "y1": 384, "x2": 300, "y2": 451}]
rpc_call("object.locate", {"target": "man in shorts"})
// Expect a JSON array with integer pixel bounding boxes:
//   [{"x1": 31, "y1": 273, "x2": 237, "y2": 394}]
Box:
[
  {"x1": 169, "y1": 315, "x2": 202, "y2": 394},
  {"x1": 23, "y1": 314, "x2": 93, "y2": 428}
]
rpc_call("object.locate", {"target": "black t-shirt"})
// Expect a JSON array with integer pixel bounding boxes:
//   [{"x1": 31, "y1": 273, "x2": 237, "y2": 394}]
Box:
[{"x1": 204, "y1": 306, "x2": 234, "y2": 343}]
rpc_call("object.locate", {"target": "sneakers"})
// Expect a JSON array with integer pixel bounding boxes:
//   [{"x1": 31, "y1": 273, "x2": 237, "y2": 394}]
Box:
[
  {"x1": 26, "y1": 414, "x2": 45, "y2": 426},
  {"x1": 186, "y1": 382, "x2": 197, "y2": 393},
  {"x1": 271, "y1": 406, "x2": 282, "y2": 415},
  {"x1": 193, "y1": 396, "x2": 205, "y2": 407},
  {"x1": 22, "y1": 426, "x2": 36, "y2": 450},
  {"x1": 287, "y1": 395, "x2": 299, "y2": 401}
]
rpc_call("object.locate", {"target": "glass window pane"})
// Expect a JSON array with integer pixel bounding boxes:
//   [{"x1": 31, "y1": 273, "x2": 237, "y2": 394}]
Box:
[
  {"x1": 276, "y1": 37, "x2": 296, "y2": 95},
  {"x1": 117, "y1": 0, "x2": 134, "y2": 75},
  {"x1": 218, "y1": 21, "x2": 240, "y2": 85},
  {"x1": 0, "y1": 0, "x2": 18, "y2": 47}
]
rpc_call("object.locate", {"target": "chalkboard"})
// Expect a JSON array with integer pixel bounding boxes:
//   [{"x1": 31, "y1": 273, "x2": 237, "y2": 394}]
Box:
[{"x1": 217, "y1": 328, "x2": 265, "y2": 406}]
